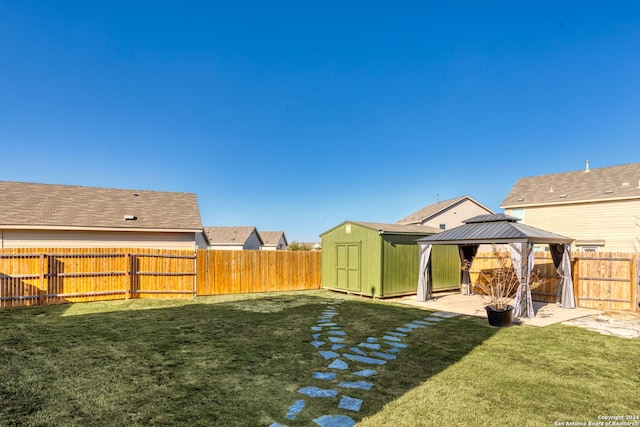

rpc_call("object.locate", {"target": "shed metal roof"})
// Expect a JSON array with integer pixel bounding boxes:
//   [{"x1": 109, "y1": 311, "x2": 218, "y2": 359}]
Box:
[
  {"x1": 417, "y1": 214, "x2": 573, "y2": 245},
  {"x1": 321, "y1": 221, "x2": 440, "y2": 236}
]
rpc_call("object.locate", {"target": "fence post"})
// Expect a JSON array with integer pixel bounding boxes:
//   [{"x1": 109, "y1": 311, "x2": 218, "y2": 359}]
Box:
[
  {"x1": 193, "y1": 250, "x2": 198, "y2": 298},
  {"x1": 634, "y1": 255, "x2": 639, "y2": 312},
  {"x1": 39, "y1": 253, "x2": 45, "y2": 306},
  {"x1": 125, "y1": 253, "x2": 131, "y2": 300},
  {"x1": 572, "y1": 255, "x2": 580, "y2": 308}
]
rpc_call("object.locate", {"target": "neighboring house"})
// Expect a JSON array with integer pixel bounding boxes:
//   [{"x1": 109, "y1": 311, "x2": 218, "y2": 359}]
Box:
[
  {"x1": 203, "y1": 226, "x2": 263, "y2": 250},
  {"x1": 397, "y1": 195, "x2": 494, "y2": 231},
  {"x1": 500, "y1": 162, "x2": 640, "y2": 252},
  {"x1": 0, "y1": 181, "x2": 203, "y2": 249},
  {"x1": 259, "y1": 231, "x2": 288, "y2": 250}
]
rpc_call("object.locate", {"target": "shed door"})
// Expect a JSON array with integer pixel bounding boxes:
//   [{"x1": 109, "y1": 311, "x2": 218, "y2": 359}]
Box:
[{"x1": 336, "y1": 243, "x2": 360, "y2": 292}]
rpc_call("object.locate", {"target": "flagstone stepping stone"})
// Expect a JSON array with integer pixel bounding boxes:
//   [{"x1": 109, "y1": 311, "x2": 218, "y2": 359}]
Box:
[
  {"x1": 328, "y1": 336, "x2": 344, "y2": 343},
  {"x1": 313, "y1": 333, "x2": 321, "y2": 339},
  {"x1": 385, "y1": 341, "x2": 408, "y2": 349},
  {"x1": 343, "y1": 353, "x2": 387, "y2": 365},
  {"x1": 396, "y1": 327, "x2": 412, "y2": 333},
  {"x1": 386, "y1": 331, "x2": 407, "y2": 337},
  {"x1": 431, "y1": 311, "x2": 460, "y2": 318},
  {"x1": 338, "y1": 381, "x2": 373, "y2": 391},
  {"x1": 328, "y1": 330, "x2": 346, "y2": 336},
  {"x1": 338, "y1": 396, "x2": 363, "y2": 412},
  {"x1": 424, "y1": 317, "x2": 444, "y2": 322},
  {"x1": 311, "y1": 326, "x2": 323, "y2": 331},
  {"x1": 412, "y1": 320, "x2": 435, "y2": 325},
  {"x1": 405, "y1": 323, "x2": 423, "y2": 329},
  {"x1": 349, "y1": 347, "x2": 368, "y2": 356},
  {"x1": 328, "y1": 359, "x2": 349, "y2": 370},
  {"x1": 352, "y1": 369, "x2": 377, "y2": 377},
  {"x1": 313, "y1": 372, "x2": 337, "y2": 380},
  {"x1": 331, "y1": 344, "x2": 345, "y2": 350},
  {"x1": 298, "y1": 387, "x2": 338, "y2": 398},
  {"x1": 312, "y1": 341, "x2": 325, "y2": 348},
  {"x1": 372, "y1": 351, "x2": 397, "y2": 360},
  {"x1": 313, "y1": 414, "x2": 356, "y2": 427},
  {"x1": 319, "y1": 322, "x2": 337, "y2": 327},
  {"x1": 358, "y1": 342, "x2": 381, "y2": 350},
  {"x1": 330, "y1": 326, "x2": 341, "y2": 330},
  {"x1": 318, "y1": 350, "x2": 340, "y2": 360},
  {"x1": 269, "y1": 422, "x2": 288, "y2": 427},
  {"x1": 286, "y1": 399, "x2": 306, "y2": 419},
  {"x1": 366, "y1": 337, "x2": 378, "y2": 343},
  {"x1": 382, "y1": 335, "x2": 401, "y2": 342},
  {"x1": 386, "y1": 347, "x2": 400, "y2": 353}
]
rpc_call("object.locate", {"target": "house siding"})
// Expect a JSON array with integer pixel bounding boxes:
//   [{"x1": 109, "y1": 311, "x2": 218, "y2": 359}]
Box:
[
  {"x1": 243, "y1": 232, "x2": 263, "y2": 250},
  {"x1": 506, "y1": 199, "x2": 640, "y2": 252},
  {"x1": 0, "y1": 229, "x2": 197, "y2": 249},
  {"x1": 421, "y1": 199, "x2": 493, "y2": 230}
]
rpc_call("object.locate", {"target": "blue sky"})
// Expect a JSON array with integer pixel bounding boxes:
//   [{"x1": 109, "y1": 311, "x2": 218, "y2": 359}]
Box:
[{"x1": 1, "y1": 1, "x2": 639, "y2": 242}]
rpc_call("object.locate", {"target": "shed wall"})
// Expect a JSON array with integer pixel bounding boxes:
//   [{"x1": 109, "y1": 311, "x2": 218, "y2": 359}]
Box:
[
  {"x1": 381, "y1": 234, "x2": 423, "y2": 296},
  {"x1": 321, "y1": 223, "x2": 381, "y2": 295}
]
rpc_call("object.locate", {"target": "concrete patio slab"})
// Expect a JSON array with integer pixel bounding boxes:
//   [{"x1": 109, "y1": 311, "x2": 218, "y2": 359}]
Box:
[{"x1": 392, "y1": 293, "x2": 603, "y2": 327}]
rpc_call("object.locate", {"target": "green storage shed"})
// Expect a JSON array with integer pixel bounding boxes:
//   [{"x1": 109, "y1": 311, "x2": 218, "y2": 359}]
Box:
[{"x1": 320, "y1": 221, "x2": 460, "y2": 298}]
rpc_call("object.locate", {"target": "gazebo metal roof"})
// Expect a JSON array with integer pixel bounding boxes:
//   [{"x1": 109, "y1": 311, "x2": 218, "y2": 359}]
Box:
[{"x1": 417, "y1": 214, "x2": 574, "y2": 245}]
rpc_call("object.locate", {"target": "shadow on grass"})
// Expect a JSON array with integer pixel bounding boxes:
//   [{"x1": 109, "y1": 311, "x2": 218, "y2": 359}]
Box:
[{"x1": 0, "y1": 292, "x2": 498, "y2": 426}]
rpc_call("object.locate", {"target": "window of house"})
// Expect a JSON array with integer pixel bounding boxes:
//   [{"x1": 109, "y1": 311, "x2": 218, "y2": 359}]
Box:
[{"x1": 439, "y1": 224, "x2": 446, "y2": 230}]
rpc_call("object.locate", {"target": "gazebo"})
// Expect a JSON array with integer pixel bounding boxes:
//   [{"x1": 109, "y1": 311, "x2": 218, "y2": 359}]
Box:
[{"x1": 416, "y1": 214, "x2": 576, "y2": 318}]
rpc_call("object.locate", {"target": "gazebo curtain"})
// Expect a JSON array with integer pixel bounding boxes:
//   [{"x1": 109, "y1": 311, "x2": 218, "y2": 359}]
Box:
[
  {"x1": 459, "y1": 244, "x2": 480, "y2": 295},
  {"x1": 417, "y1": 244, "x2": 432, "y2": 302},
  {"x1": 510, "y1": 242, "x2": 535, "y2": 318},
  {"x1": 550, "y1": 243, "x2": 576, "y2": 309}
]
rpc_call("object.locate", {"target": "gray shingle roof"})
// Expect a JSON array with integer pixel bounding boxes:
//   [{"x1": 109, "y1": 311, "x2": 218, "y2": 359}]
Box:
[
  {"x1": 0, "y1": 181, "x2": 202, "y2": 231},
  {"x1": 397, "y1": 195, "x2": 492, "y2": 225},
  {"x1": 501, "y1": 162, "x2": 640, "y2": 208},
  {"x1": 203, "y1": 226, "x2": 263, "y2": 245},
  {"x1": 418, "y1": 214, "x2": 573, "y2": 245},
  {"x1": 259, "y1": 231, "x2": 287, "y2": 246}
]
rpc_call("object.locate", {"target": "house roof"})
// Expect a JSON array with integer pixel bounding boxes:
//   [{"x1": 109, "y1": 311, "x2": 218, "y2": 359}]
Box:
[
  {"x1": 321, "y1": 221, "x2": 440, "y2": 236},
  {"x1": 397, "y1": 195, "x2": 493, "y2": 225},
  {"x1": 0, "y1": 181, "x2": 202, "y2": 231},
  {"x1": 417, "y1": 214, "x2": 573, "y2": 245},
  {"x1": 501, "y1": 162, "x2": 640, "y2": 208},
  {"x1": 259, "y1": 231, "x2": 288, "y2": 247},
  {"x1": 203, "y1": 226, "x2": 263, "y2": 245}
]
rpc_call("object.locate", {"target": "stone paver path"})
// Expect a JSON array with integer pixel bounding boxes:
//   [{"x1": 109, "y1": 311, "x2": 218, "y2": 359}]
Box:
[
  {"x1": 563, "y1": 314, "x2": 640, "y2": 339},
  {"x1": 270, "y1": 301, "x2": 460, "y2": 427}
]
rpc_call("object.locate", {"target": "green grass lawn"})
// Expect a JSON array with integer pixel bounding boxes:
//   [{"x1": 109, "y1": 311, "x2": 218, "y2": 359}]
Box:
[{"x1": 1, "y1": 290, "x2": 638, "y2": 426}]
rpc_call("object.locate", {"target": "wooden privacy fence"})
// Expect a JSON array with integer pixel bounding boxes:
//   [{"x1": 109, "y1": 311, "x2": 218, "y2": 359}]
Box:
[
  {"x1": 0, "y1": 248, "x2": 197, "y2": 308},
  {"x1": 0, "y1": 248, "x2": 322, "y2": 309},
  {"x1": 470, "y1": 251, "x2": 639, "y2": 312},
  {"x1": 196, "y1": 249, "x2": 322, "y2": 295}
]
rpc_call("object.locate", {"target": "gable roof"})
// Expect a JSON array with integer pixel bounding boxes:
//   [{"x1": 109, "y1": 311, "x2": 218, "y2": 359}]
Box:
[
  {"x1": 397, "y1": 195, "x2": 493, "y2": 225},
  {"x1": 418, "y1": 214, "x2": 573, "y2": 245},
  {"x1": 203, "y1": 226, "x2": 263, "y2": 245},
  {"x1": 0, "y1": 181, "x2": 202, "y2": 231},
  {"x1": 321, "y1": 220, "x2": 440, "y2": 236},
  {"x1": 501, "y1": 162, "x2": 640, "y2": 208},
  {"x1": 259, "y1": 231, "x2": 288, "y2": 247}
]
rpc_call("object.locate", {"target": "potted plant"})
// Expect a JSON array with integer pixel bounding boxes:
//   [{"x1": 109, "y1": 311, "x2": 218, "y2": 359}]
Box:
[{"x1": 468, "y1": 245, "x2": 543, "y2": 327}]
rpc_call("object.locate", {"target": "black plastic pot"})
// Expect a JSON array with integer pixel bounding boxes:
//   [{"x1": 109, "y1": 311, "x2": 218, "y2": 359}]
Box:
[{"x1": 485, "y1": 305, "x2": 514, "y2": 327}]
